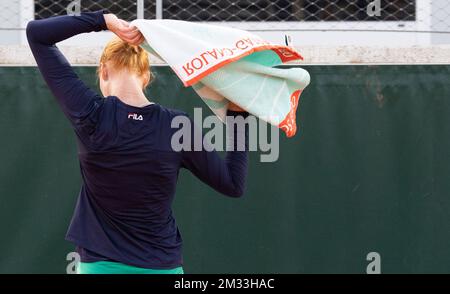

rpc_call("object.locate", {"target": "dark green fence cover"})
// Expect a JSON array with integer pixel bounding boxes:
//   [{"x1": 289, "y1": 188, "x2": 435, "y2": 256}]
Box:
[{"x1": 0, "y1": 65, "x2": 449, "y2": 273}]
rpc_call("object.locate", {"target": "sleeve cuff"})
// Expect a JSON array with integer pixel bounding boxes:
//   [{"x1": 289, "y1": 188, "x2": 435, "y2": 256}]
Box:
[{"x1": 95, "y1": 10, "x2": 108, "y2": 31}]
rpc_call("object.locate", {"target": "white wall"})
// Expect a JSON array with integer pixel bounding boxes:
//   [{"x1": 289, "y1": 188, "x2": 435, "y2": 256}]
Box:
[
  {"x1": 431, "y1": 0, "x2": 450, "y2": 44},
  {"x1": 0, "y1": 0, "x2": 33, "y2": 45}
]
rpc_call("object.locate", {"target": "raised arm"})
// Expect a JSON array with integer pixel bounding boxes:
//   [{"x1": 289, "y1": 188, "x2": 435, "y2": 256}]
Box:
[
  {"x1": 26, "y1": 11, "x2": 144, "y2": 132},
  {"x1": 181, "y1": 111, "x2": 249, "y2": 198},
  {"x1": 26, "y1": 11, "x2": 108, "y2": 130}
]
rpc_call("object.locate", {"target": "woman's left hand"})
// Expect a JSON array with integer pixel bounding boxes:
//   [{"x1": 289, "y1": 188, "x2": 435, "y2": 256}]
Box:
[
  {"x1": 228, "y1": 102, "x2": 245, "y2": 112},
  {"x1": 104, "y1": 14, "x2": 145, "y2": 46}
]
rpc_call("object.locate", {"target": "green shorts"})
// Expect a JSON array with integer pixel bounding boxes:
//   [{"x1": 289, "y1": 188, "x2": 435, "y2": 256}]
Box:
[{"x1": 77, "y1": 261, "x2": 184, "y2": 274}]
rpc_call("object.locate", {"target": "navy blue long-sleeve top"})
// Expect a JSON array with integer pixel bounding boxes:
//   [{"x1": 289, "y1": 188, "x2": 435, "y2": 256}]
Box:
[{"x1": 26, "y1": 10, "x2": 249, "y2": 269}]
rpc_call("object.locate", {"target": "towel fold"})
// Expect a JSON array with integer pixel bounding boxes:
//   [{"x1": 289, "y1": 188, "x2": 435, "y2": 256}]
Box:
[{"x1": 132, "y1": 19, "x2": 310, "y2": 137}]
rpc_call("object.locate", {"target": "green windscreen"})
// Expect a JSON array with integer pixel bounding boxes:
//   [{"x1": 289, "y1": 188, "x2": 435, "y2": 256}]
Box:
[{"x1": 0, "y1": 65, "x2": 449, "y2": 273}]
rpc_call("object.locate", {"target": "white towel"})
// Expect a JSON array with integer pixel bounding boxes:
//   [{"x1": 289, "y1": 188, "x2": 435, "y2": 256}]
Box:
[{"x1": 132, "y1": 19, "x2": 310, "y2": 137}]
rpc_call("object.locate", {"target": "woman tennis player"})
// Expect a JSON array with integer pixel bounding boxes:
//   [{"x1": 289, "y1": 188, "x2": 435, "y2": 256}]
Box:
[{"x1": 27, "y1": 10, "x2": 248, "y2": 274}]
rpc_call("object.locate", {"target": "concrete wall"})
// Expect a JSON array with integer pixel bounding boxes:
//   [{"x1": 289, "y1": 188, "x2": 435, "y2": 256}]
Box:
[
  {"x1": 1, "y1": 1, "x2": 449, "y2": 46},
  {"x1": 0, "y1": 0, "x2": 33, "y2": 45},
  {"x1": 431, "y1": 0, "x2": 450, "y2": 44},
  {"x1": 1, "y1": 45, "x2": 450, "y2": 66}
]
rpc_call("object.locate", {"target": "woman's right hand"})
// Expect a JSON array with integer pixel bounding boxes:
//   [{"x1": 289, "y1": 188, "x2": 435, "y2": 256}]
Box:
[{"x1": 104, "y1": 14, "x2": 145, "y2": 46}]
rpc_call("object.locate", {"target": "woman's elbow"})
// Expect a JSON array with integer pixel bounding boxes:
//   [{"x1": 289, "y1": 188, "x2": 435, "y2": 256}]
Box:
[
  {"x1": 26, "y1": 20, "x2": 39, "y2": 42},
  {"x1": 224, "y1": 186, "x2": 246, "y2": 198}
]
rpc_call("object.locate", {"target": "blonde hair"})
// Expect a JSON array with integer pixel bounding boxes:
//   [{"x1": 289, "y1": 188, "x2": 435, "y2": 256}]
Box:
[{"x1": 98, "y1": 37, "x2": 152, "y2": 89}]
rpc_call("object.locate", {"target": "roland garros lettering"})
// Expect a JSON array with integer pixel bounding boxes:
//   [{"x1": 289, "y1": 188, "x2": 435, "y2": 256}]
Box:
[{"x1": 182, "y1": 37, "x2": 272, "y2": 77}]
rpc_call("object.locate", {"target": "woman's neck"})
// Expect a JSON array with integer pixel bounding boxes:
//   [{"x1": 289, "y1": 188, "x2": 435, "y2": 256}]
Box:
[{"x1": 108, "y1": 73, "x2": 152, "y2": 107}]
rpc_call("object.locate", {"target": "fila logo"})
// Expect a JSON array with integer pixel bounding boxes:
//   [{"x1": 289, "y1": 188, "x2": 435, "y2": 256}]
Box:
[{"x1": 128, "y1": 113, "x2": 143, "y2": 121}]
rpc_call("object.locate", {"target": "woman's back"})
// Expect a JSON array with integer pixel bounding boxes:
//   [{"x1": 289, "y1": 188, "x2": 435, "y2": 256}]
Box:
[{"x1": 68, "y1": 97, "x2": 186, "y2": 269}]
